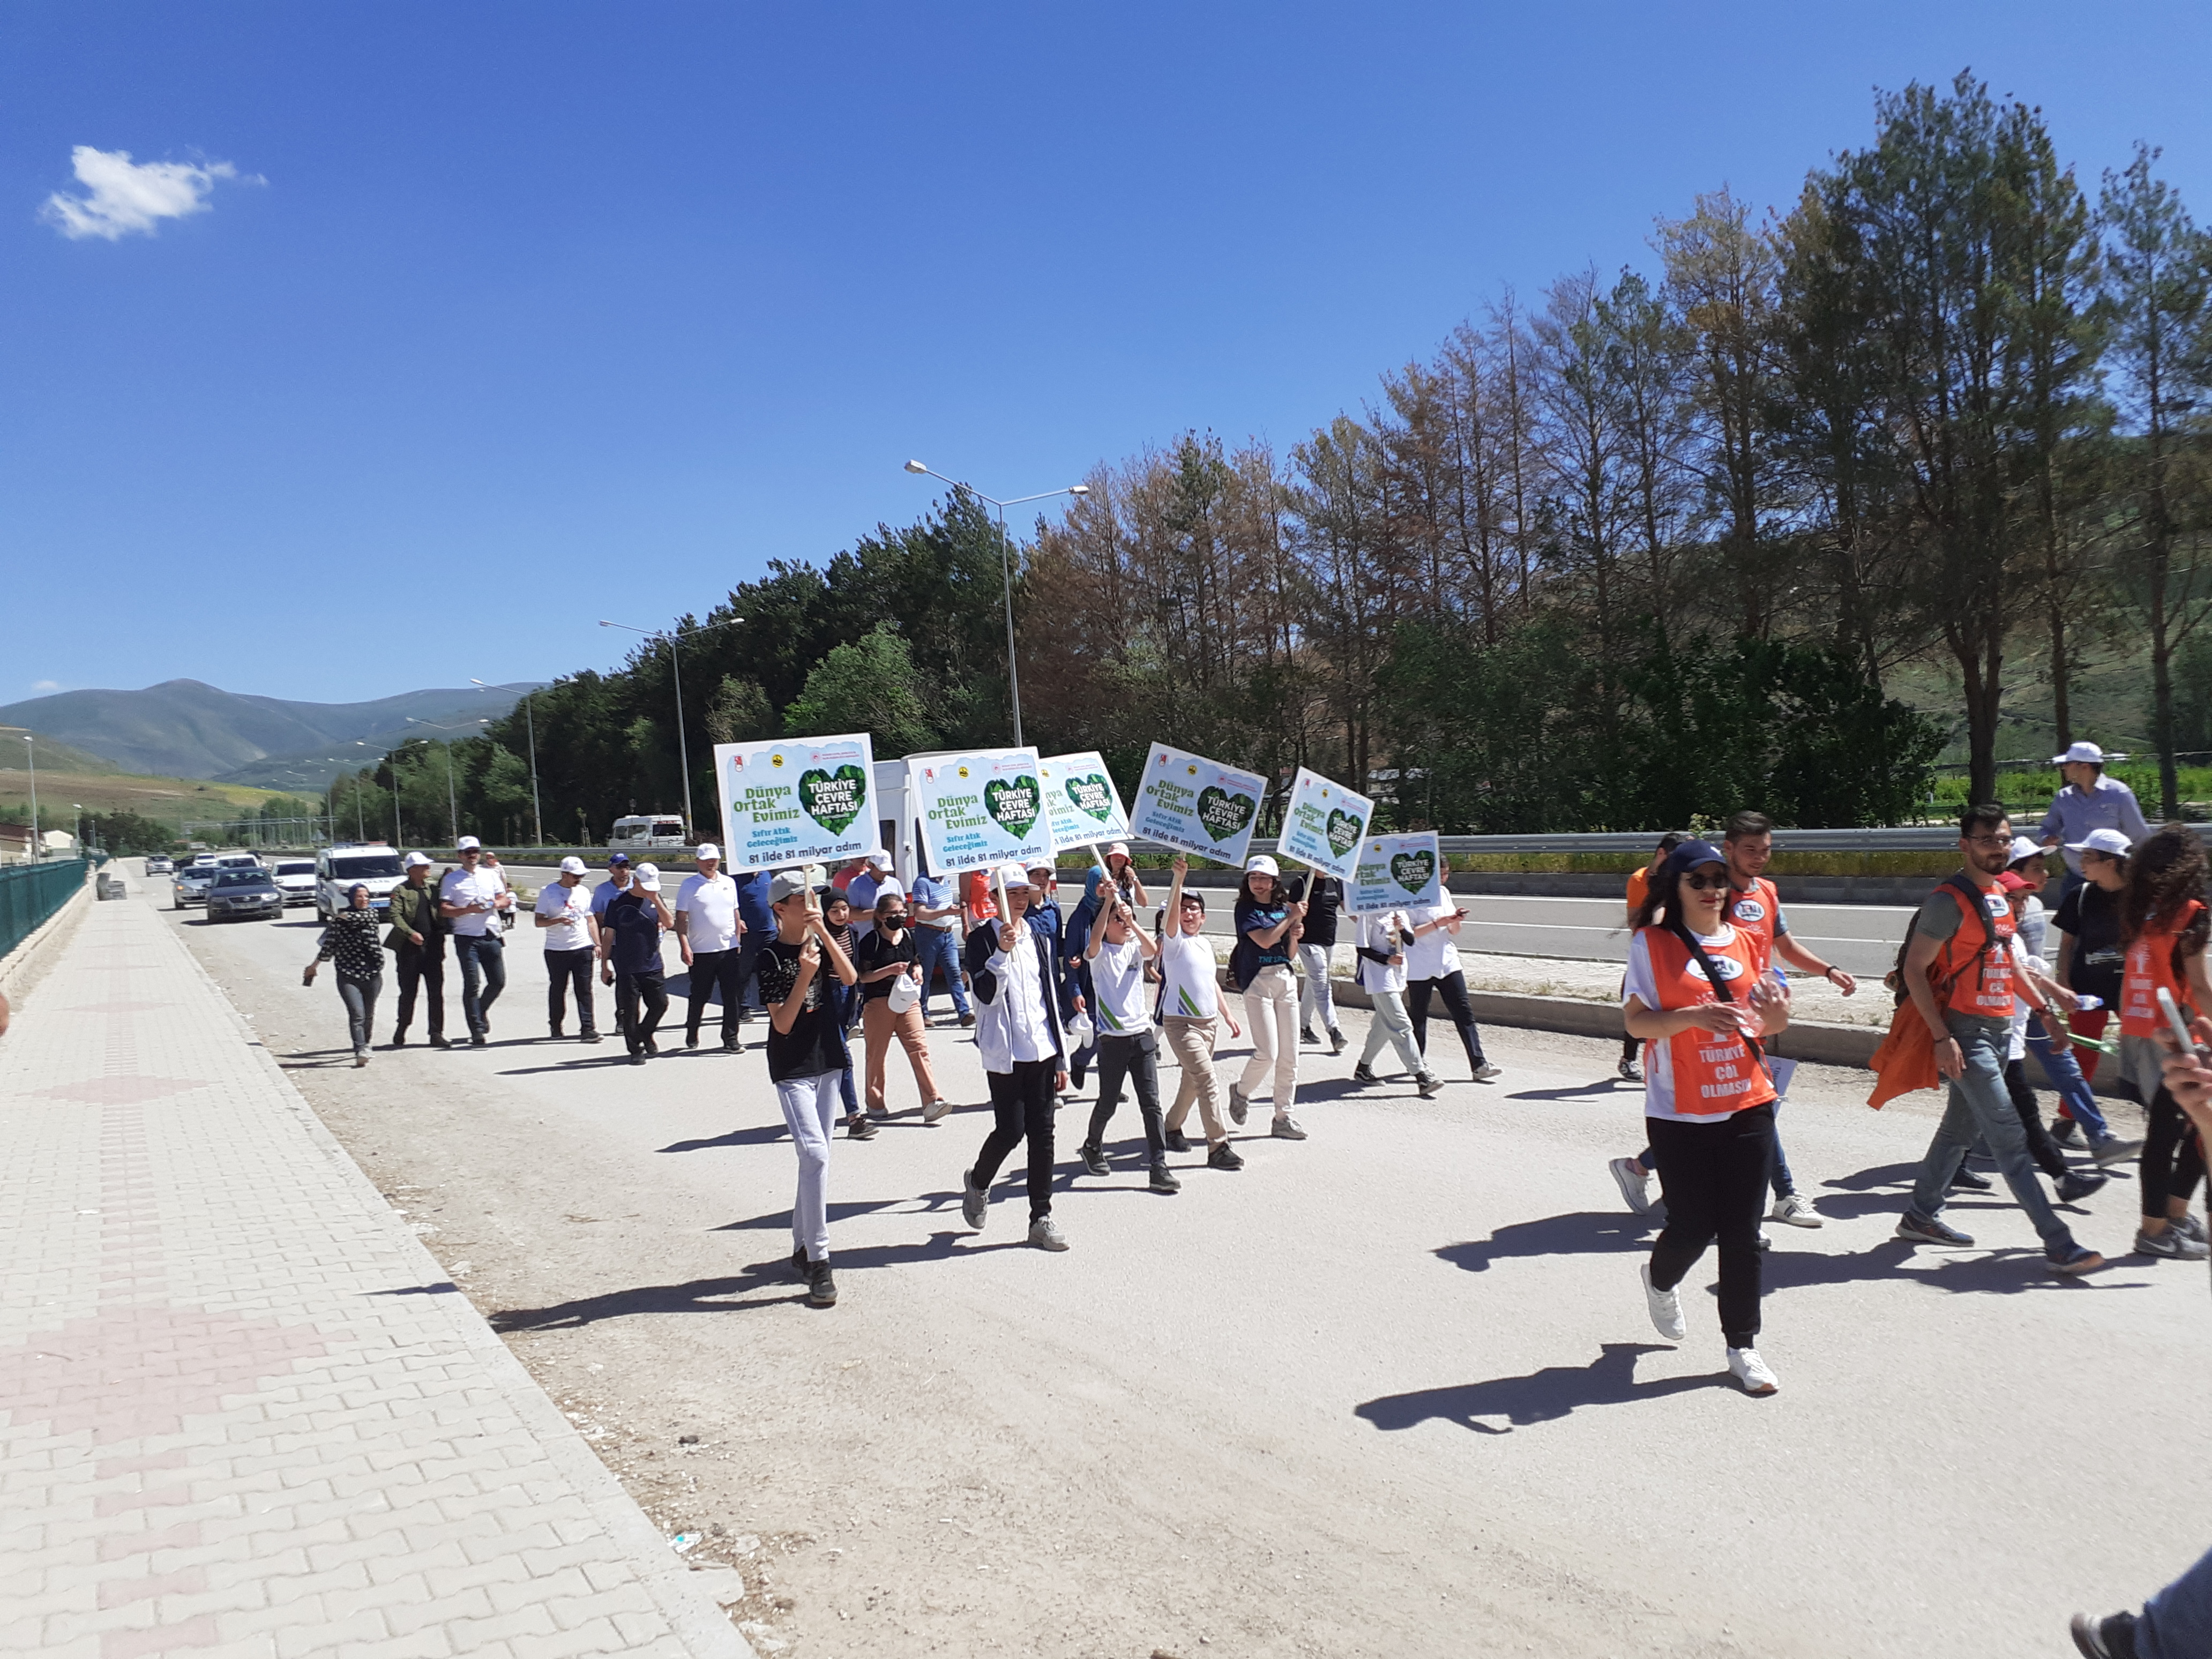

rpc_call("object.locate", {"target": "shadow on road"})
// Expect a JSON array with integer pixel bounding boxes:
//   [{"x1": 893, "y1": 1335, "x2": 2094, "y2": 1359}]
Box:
[
  {"x1": 490, "y1": 1266, "x2": 805, "y2": 1329},
  {"x1": 1436, "y1": 1210, "x2": 1655, "y2": 1273},
  {"x1": 661, "y1": 1124, "x2": 791, "y2": 1153},
  {"x1": 1356, "y1": 1343, "x2": 1721, "y2": 1434},
  {"x1": 1504, "y1": 1080, "x2": 1635, "y2": 1102}
]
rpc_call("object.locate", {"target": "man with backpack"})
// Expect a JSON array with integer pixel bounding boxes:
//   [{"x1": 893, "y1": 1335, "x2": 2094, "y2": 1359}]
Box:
[{"x1": 1891, "y1": 805, "x2": 2106, "y2": 1275}]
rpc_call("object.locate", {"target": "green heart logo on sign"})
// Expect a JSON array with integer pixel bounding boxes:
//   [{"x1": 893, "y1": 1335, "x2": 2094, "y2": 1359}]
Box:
[
  {"x1": 1064, "y1": 774, "x2": 1115, "y2": 824},
  {"x1": 983, "y1": 775, "x2": 1041, "y2": 841},
  {"x1": 797, "y1": 766, "x2": 867, "y2": 837},
  {"x1": 1325, "y1": 808, "x2": 1364, "y2": 858},
  {"x1": 1195, "y1": 786, "x2": 1256, "y2": 843},
  {"x1": 1391, "y1": 850, "x2": 1437, "y2": 895}
]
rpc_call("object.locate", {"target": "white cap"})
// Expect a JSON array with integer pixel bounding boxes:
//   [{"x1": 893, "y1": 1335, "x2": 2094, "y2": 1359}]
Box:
[
  {"x1": 696, "y1": 843, "x2": 721, "y2": 861},
  {"x1": 1245, "y1": 854, "x2": 1279, "y2": 877},
  {"x1": 2007, "y1": 836, "x2": 2045, "y2": 865},
  {"x1": 996, "y1": 860, "x2": 1036, "y2": 890},
  {"x1": 403, "y1": 851, "x2": 432, "y2": 868},
  {"x1": 456, "y1": 835, "x2": 482, "y2": 851},
  {"x1": 864, "y1": 846, "x2": 892, "y2": 867},
  {"x1": 558, "y1": 855, "x2": 588, "y2": 876},
  {"x1": 2053, "y1": 741, "x2": 2113, "y2": 766},
  {"x1": 1106, "y1": 841, "x2": 1130, "y2": 859},
  {"x1": 2066, "y1": 827, "x2": 2134, "y2": 858},
  {"x1": 634, "y1": 862, "x2": 662, "y2": 892}
]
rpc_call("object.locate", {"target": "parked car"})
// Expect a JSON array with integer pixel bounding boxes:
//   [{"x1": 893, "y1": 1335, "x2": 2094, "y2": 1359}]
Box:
[
  {"x1": 316, "y1": 845, "x2": 407, "y2": 920},
  {"x1": 144, "y1": 855, "x2": 174, "y2": 876},
  {"x1": 609, "y1": 814, "x2": 687, "y2": 852},
  {"x1": 270, "y1": 859, "x2": 318, "y2": 907},
  {"x1": 205, "y1": 868, "x2": 283, "y2": 923},
  {"x1": 173, "y1": 864, "x2": 221, "y2": 909}
]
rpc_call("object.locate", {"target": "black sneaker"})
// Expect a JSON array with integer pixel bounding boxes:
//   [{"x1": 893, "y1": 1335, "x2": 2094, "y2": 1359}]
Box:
[
  {"x1": 1078, "y1": 1142, "x2": 1109, "y2": 1177},
  {"x1": 806, "y1": 1261, "x2": 838, "y2": 1307},
  {"x1": 549, "y1": 1026, "x2": 564, "y2": 1041},
  {"x1": 2056, "y1": 1168, "x2": 2109, "y2": 1204},
  {"x1": 846, "y1": 1116, "x2": 878, "y2": 1141},
  {"x1": 1207, "y1": 1142, "x2": 1245, "y2": 1171},
  {"x1": 2050, "y1": 1116, "x2": 2086, "y2": 1149},
  {"x1": 391, "y1": 1030, "x2": 408, "y2": 1048},
  {"x1": 1299, "y1": 1026, "x2": 1319, "y2": 1045},
  {"x1": 791, "y1": 1245, "x2": 808, "y2": 1280},
  {"x1": 1329, "y1": 1030, "x2": 1347, "y2": 1056},
  {"x1": 1949, "y1": 1165, "x2": 1993, "y2": 1191},
  {"x1": 1149, "y1": 1163, "x2": 1183, "y2": 1194},
  {"x1": 429, "y1": 1035, "x2": 453, "y2": 1050},
  {"x1": 2072, "y1": 1611, "x2": 2139, "y2": 1659},
  {"x1": 722, "y1": 1038, "x2": 743, "y2": 1053},
  {"x1": 1351, "y1": 1064, "x2": 1377, "y2": 1085},
  {"x1": 1162, "y1": 1127, "x2": 1191, "y2": 1154},
  {"x1": 581, "y1": 1030, "x2": 602, "y2": 1044},
  {"x1": 469, "y1": 1034, "x2": 489, "y2": 1048}
]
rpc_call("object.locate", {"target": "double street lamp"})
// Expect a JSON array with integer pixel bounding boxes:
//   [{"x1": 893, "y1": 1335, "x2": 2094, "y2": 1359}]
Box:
[
  {"x1": 598, "y1": 616, "x2": 744, "y2": 839},
  {"x1": 903, "y1": 461, "x2": 1088, "y2": 748},
  {"x1": 470, "y1": 678, "x2": 543, "y2": 847}
]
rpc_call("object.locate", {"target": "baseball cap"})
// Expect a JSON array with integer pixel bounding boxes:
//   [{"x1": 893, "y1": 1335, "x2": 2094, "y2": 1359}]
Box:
[
  {"x1": 1657, "y1": 839, "x2": 1727, "y2": 883},
  {"x1": 403, "y1": 851, "x2": 432, "y2": 869},
  {"x1": 1996, "y1": 870, "x2": 2036, "y2": 894},
  {"x1": 768, "y1": 869, "x2": 810, "y2": 903},
  {"x1": 696, "y1": 842, "x2": 721, "y2": 861},
  {"x1": 558, "y1": 855, "x2": 588, "y2": 876},
  {"x1": 1106, "y1": 841, "x2": 1130, "y2": 859},
  {"x1": 2007, "y1": 835, "x2": 2046, "y2": 865},
  {"x1": 865, "y1": 846, "x2": 892, "y2": 866},
  {"x1": 607, "y1": 851, "x2": 631, "y2": 866},
  {"x1": 2066, "y1": 827, "x2": 2134, "y2": 858},
  {"x1": 997, "y1": 860, "x2": 1036, "y2": 890},
  {"x1": 1245, "y1": 854, "x2": 1279, "y2": 877},
  {"x1": 634, "y1": 862, "x2": 662, "y2": 892},
  {"x1": 456, "y1": 835, "x2": 482, "y2": 851}
]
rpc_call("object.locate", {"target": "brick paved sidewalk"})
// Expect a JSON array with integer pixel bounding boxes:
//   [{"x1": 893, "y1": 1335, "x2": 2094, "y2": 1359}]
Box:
[{"x1": 0, "y1": 899, "x2": 754, "y2": 1659}]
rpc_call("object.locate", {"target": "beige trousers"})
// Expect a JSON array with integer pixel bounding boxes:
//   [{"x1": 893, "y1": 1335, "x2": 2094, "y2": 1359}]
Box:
[
  {"x1": 1163, "y1": 1014, "x2": 1228, "y2": 1145},
  {"x1": 863, "y1": 996, "x2": 940, "y2": 1111}
]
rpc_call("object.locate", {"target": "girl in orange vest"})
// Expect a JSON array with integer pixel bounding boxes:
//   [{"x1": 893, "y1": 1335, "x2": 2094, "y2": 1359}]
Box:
[
  {"x1": 2116, "y1": 825, "x2": 2212, "y2": 1260},
  {"x1": 1621, "y1": 839, "x2": 1788, "y2": 1395}
]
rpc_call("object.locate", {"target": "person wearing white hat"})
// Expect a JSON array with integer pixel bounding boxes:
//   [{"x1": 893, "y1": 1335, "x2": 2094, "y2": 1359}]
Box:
[
  {"x1": 676, "y1": 844, "x2": 745, "y2": 1052},
  {"x1": 599, "y1": 861, "x2": 674, "y2": 1061},
  {"x1": 384, "y1": 850, "x2": 449, "y2": 1048},
  {"x1": 1228, "y1": 854, "x2": 1307, "y2": 1139},
  {"x1": 439, "y1": 836, "x2": 512, "y2": 1045},
  {"x1": 534, "y1": 855, "x2": 602, "y2": 1043},
  {"x1": 959, "y1": 862, "x2": 1074, "y2": 1250},
  {"x1": 2039, "y1": 742, "x2": 2151, "y2": 888},
  {"x1": 758, "y1": 868, "x2": 858, "y2": 1307},
  {"x1": 2050, "y1": 829, "x2": 2142, "y2": 1160},
  {"x1": 845, "y1": 848, "x2": 896, "y2": 943}
]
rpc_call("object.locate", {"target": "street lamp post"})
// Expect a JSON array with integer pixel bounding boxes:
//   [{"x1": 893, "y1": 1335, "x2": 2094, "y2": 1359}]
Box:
[
  {"x1": 23, "y1": 736, "x2": 38, "y2": 862},
  {"x1": 472, "y1": 679, "x2": 543, "y2": 847},
  {"x1": 405, "y1": 718, "x2": 485, "y2": 847},
  {"x1": 599, "y1": 617, "x2": 743, "y2": 839},
  {"x1": 903, "y1": 461, "x2": 1089, "y2": 747},
  {"x1": 72, "y1": 804, "x2": 83, "y2": 856}
]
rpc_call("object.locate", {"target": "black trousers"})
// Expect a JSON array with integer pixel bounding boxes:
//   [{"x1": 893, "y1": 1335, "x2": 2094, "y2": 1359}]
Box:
[
  {"x1": 1407, "y1": 970, "x2": 1488, "y2": 1071},
  {"x1": 974, "y1": 1058, "x2": 1058, "y2": 1222},
  {"x1": 393, "y1": 941, "x2": 445, "y2": 1040},
  {"x1": 2142, "y1": 1088, "x2": 2207, "y2": 1221},
  {"x1": 1086, "y1": 1030, "x2": 1165, "y2": 1163},
  {"x1": 685, "y1": 946, "x2": 744, "y2": 1043},
  {"x1": 616, "y1": 969, "x2": 668, "y2": 1053},
  {"x1": 2002, "y1": 1059, "x2": 2070, "y2": 1181},
  {"x1": 1647, "y1": 1103, "x2": 1774, "y2": 1349},
  {"x1": 545, "y1": 946, "x2": 596, "y2": 1035}
]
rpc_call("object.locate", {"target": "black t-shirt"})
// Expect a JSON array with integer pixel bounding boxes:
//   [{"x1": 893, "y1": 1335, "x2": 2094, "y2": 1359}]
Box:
[
  {"x1": 757, "y1": 936, "x2": 845, "y2": 1081},
  {"x1": 2054, "y1": 881, "x2": 2126, "y2": 1004},
  {"x1": 856, "y1": 925, "x2": 919, "y2": 1002},
  {"x1": 1294, "y1": 876, "x2": 1341, "y2": 947}
]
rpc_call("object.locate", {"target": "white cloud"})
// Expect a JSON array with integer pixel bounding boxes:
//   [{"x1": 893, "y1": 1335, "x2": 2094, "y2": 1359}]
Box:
[
  {"x1": 30, "y1": 681, "x2": 61, "y2": 693},
  {"x1": 42, "y1": 146, "x2": 245, "y2": 241}
]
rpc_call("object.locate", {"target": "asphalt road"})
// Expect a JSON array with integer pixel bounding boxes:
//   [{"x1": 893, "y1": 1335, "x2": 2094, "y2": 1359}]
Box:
[{"x1": 155, "y1": 871, "x2": 2209, "y2": 1659}]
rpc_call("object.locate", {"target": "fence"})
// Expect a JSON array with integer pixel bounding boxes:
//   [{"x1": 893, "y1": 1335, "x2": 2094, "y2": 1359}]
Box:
[{"x1": 0, "y1": 857, "x2": 89, "y2": 961}]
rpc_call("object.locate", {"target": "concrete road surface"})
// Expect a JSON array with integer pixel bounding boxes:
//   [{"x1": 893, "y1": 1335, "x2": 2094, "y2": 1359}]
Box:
[{"x1": 168, "y1": 876, "x2": 2207, "y2": 1659}]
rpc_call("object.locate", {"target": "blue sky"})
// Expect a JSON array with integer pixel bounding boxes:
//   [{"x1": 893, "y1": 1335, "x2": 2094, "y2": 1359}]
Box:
[{"x1": 5, "y1": 1, "x2": 2209, "y2": 706}]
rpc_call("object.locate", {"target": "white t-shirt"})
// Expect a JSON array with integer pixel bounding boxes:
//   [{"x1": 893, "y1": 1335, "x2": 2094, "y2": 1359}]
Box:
[
  {"x1": 535, "y1": 880, "x2": 594, "y2": 953},
  {"x1": 1090, "y1": 935, "x2": 1152, "y2": 1035},
  {"x1": 1357, "y1": 913, "x2": 1410, "y2": 996},
  {"x1": 440, "y1": 866, "x2": 506, "y2": 938},
  {"x1": 1156, "y1": 931, "x2": 1220, "y2": 1020},
  {"x1": 1402, "y1": 904, "x2": 1459, "y2": 980},
  {"x1": 675, "y1": 872, "x2": 741, "y2": 952}
]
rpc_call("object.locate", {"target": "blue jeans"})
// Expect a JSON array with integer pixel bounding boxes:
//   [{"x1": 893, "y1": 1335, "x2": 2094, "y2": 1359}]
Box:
[
  {"x1": 1908, "y1": 1014, "x2": 2076, "y2": 1250},
  {"x1": 451, "y1": 933, "x2": 506, "y2": 1037},
  {"x1": 2023, "y1": 1013, "x2": 2111, "y2": 1141},
  {"x1": 914, "y1": 926, "x2": 970, "y2": 1017},
  {"x1": 2142, "y1": 1541, "x2": 2212, "y2": 1659}
]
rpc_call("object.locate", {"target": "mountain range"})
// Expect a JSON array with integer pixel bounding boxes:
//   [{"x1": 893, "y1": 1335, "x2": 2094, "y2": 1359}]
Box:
[{"x1": 0, "y1": 680, "x2": 532, "y2": 789}]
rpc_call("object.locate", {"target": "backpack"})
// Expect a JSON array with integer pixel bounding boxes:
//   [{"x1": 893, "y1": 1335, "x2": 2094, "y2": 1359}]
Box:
[{"x1": 1884, "y1": 874, "x2": 1996, "y2": 1006}]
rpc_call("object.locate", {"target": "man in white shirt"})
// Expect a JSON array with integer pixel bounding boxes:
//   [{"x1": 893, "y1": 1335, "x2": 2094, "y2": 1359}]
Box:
[
  {"x1": 535, "y1": 855, "x2": 601, "y2": 1044},
  {"x1": 2038, "y1": 741, "x2": 2153, "y2": 890},
  {"x1": 439, "y1": 836, "x2": 512, "y2": 1045},
  {"x1": 845, "y1": 848, "x2": 895, "y2": 941},
  {"x1": 676, "y1": 843, "x2": 746, "y2": 1052},
  {"x1": 958, "y1": 864, "x2": 1072, "y2": 1251}
]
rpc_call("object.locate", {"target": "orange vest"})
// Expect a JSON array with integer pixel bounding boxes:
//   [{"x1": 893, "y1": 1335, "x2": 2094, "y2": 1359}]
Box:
[
  {"x1": 1639, "y1": 926, "x2": 1778, "y2": 1117},
  {"x1": 1626, "y1": 867, "x2": 1650, "y2": 911},
  {"x1": 1726, "y1": 877, "x2": 1783, "y2": 975},
  {"x1": 1930, "y1": 881, "x2": 2015, "y2": 1019},
  {"x1": 2119, "y1": 899, "x2": 2204, "y2": 1038}
]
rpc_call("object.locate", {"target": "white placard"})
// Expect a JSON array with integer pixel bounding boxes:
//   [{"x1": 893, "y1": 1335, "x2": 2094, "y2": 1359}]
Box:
[
  {"x1": 1038, "y1": 750, "x2": 1131, "y2": 855},
  {"x1": 1129, "y1": 742, "x2": 1266, "y2": 865},
  {"x1": 1348, "y1": 831, "x2": 1443, "y2": 915},
  {"x1": 909, "y1": 749, "x2": 1052, "y2": 875},
  {"x1": 712, "y1": 733, "x2": 877, "y2": 873},
  {"x1": 1276, "y1": 766, "x2": 1374, "y2": 883}
]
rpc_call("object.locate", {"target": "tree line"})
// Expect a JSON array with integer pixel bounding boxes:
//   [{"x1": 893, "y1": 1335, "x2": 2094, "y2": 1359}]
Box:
[{"x1": 341, "y1": 72, "x2": 2212, "y2": 846}]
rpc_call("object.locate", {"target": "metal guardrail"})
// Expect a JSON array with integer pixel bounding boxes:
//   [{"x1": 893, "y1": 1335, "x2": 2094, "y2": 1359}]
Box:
[{"x1": 0, "y1": 858, "x2": 90, "y2": 960}]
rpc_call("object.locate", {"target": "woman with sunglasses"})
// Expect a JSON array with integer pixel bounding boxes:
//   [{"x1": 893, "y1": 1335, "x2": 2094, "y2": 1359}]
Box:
[
  {"x1": 856, "y1": 888, "x2": 951, "y2": 1124},
  {"x1": 1623, "y1": 839, "x2": 1789, "y2": 1395}
]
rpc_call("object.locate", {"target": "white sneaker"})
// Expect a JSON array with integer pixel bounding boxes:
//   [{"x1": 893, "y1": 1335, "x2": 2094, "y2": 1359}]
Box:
[
  {"x1": 1727, "y1": 1347, "x2": 1780, "y2": 1395},
  {"x1": 921, "y1": 1097, "x2": 953, "y2": 1125},
  {"x1": 1770, "y1": 1193, "x2": 1824, "y2": 1228},
  {"x1": 1470, "y1": 1062, "x2": 1501, "y2": 1082},
  {"x1": 1028, "y1": 1215, "x2": 1069, "y2": 1252},
  {"x1": 1609, "y1": 1156, "x2": 1657, "y2": 1216},
  {"x1": 1639, "y1": 1264, "x2": 1685, "y2": 1341}
]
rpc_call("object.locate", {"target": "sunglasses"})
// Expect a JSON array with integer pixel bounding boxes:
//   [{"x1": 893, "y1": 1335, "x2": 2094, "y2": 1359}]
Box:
[
  {"x1": 1682, "y1": 871, "x2": 1732, "y2": 892},
  {"x1": 881, "y1": 911, "x2": 909, "y2": 922}
]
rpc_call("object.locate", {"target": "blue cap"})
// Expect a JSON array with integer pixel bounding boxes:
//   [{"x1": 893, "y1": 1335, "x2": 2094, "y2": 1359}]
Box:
[
  {"x1": 1657, "y1": 838, "x2": 1727, "y2": 883},
  {"x1": 608, "y1": 851, "x2": 631, "y2": 866}
]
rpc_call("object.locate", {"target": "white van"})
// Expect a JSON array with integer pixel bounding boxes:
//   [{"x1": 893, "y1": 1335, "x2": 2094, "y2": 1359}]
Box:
[
  {"x1": 609, "y1": 814, "x2": 687, "y2": 852},
  {"x1": 316, "y1": 843, "x2": 408, "y2": 921}
]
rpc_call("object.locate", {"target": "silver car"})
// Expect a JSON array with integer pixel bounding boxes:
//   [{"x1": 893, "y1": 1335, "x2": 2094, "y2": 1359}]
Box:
[
  {"x1": 173, "y1": 865, "x2": 220, "y2": 908},
  {"x1": 205, "y1": 868, "x2": 283, "y2": 922}
]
